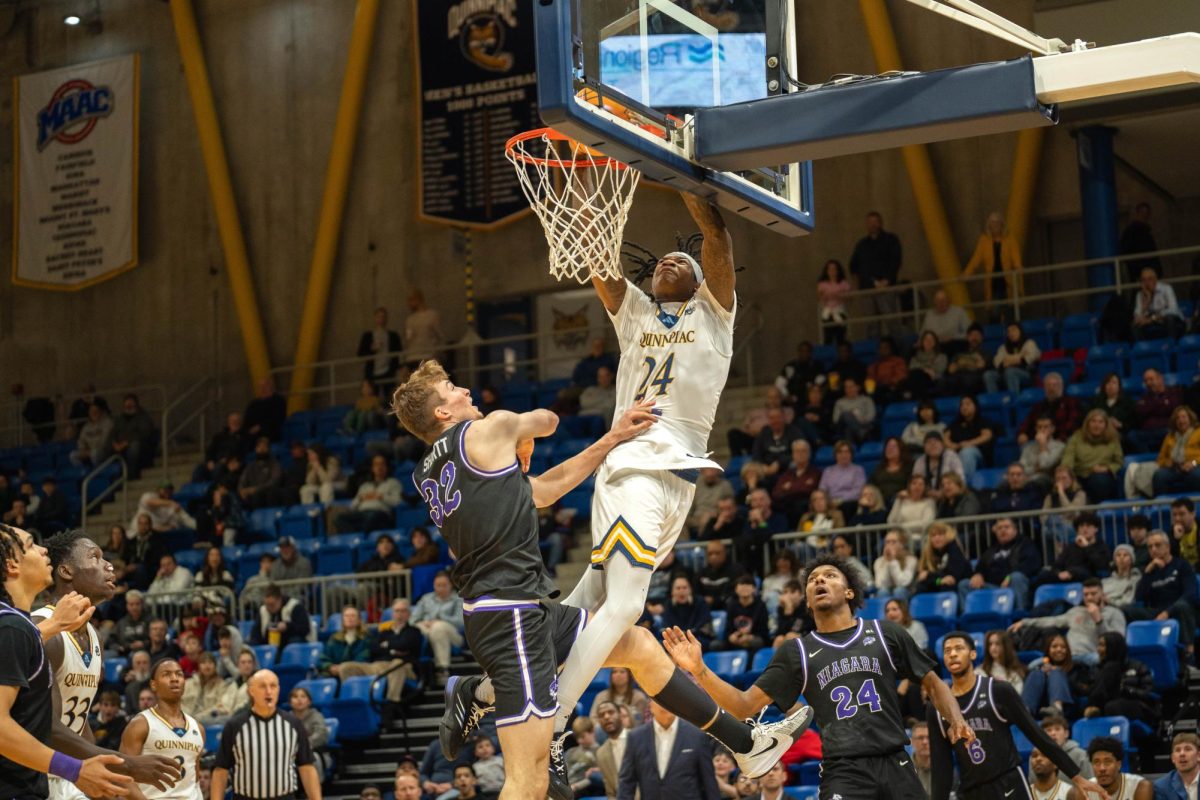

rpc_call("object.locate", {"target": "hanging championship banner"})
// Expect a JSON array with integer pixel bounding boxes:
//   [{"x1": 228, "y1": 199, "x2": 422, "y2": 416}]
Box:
[
  {"x1": 13, "y1": 53, "x2": 139, "y2": 290},
  {"x1": 413, "y1": 0, "x2": 537, "y2": 229}
]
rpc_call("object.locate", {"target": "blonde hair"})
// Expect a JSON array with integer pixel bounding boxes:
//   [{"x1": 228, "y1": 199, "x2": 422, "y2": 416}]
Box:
[
  {"x1": 919, "y1": 522, "x2": 958, "y2": 572},
  {"x1": 391, "y1": 360, "x2": 450, "y2": 443},
  {"x1": 1080, "y1": 408, "x2": 1117, "y2": 444}
]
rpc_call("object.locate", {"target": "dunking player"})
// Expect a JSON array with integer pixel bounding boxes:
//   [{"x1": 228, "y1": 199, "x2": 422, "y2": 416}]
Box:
[
  {"x1": 32, "y1": 529, "x2": 181, "y2": 800},
  {"x1": 928, "y1": 632, "x2": 1107, "y2": 800},
  {"x1": 120, "y1": 659, "x2": 205, "y2": 799},
  {"x1": 551, "y1": 192, "x2": 744, "y2": 757},
  {"x1": 664, "y1": 553, "x2": 973, "y2": 800},
  {"x1": 393, "y1": 364, "x2": 809, "y2": 800}
]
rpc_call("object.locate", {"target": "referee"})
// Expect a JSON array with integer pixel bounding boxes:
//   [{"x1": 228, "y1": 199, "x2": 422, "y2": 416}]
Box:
[{"x1": 211, "y1": 669, "x2": 321, "y2": 800}]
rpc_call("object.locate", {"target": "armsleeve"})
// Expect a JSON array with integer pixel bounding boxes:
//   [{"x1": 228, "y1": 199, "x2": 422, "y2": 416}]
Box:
[
  {"x1": 994, "y1": 680, "x2": 1079, "y2": 779},
  {"x1": 926, "y1": 704, "x2": 955, "y2": 800},
  {"x1": 214, "y1": 718, "x2": 238, "y2": 769},
  {"x1": 753, "y1": 640, "x2": 806, "y2": 710},
  {"x1": 291, "y1": 716, "x2": 315, "y2": 765},
  {"x1": 881, "y1": 620, "x2": 937, "y2": 682},
  {"x1": 0, "y1": 624, "x2": 33, "y2": 689},
  {"x1": 608, "y1": 280, "x2": 655, "y2": 350}
]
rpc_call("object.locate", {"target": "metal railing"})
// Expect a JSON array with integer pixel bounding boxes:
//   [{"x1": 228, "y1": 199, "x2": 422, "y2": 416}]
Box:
[
  {"x1": 161, "y1": 377, "x2": 220, "y2": 471},
  {"x1": 819, "y1": 243, "x2": 1200, "y2": 342},
  {"x1": 144, "y1": 585, "x2": 238, "y2": 623},
  {"x1": 235, "y1": 569, "x2": 413, "y2": 627},
  {"x1": 81, "y1": 454, "x2": 128, "y2": 531},
  {"x1": 0, "y1": 383, "x2": 169, "y2": 450}
]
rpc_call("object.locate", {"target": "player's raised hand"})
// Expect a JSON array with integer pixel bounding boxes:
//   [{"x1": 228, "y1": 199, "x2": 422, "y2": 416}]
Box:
[
  {"x1": 946, "y1": 719, "x2": 976, "y2": 747},
  {"x1": 516, "y1": 438, "x2": 535, "y2": 473},
  {"x1": 1070, "y1": 775, "x2": 1109, "y2": 800},
  {"x1": 662, "y1": 626, "x2": 704, "y2": 674},
  {"x1": 76, "y1": 754, "x2": 135, "y2": 797},
  {"x1": 121, "y1": 753, "x2": 183, "y2": 790},
  {"x1": 41, "y1": 591, "x2": 95, "y2": 638},
  {"x1": 609, "y1": 399, "x2": 659, "y2": 443}
]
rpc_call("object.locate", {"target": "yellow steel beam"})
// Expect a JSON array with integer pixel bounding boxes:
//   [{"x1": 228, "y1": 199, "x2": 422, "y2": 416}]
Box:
[
  {"x1": 169, "y1": 0, "x2": 272, "y2": 386},
  {"x1": 857, "y1": 0, "x2": 971, "y2": 308},
  {"x1": 288, "y1": 0, "x2": 381, "y2": 414},
  {"x1": 1004, "y1": 127, "x2": 1046, "y2": 255}
]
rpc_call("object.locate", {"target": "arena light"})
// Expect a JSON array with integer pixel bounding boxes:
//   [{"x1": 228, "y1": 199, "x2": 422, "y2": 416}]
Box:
[{"x1": 63, "y1": 14, "x2": 81, "y2": 25}]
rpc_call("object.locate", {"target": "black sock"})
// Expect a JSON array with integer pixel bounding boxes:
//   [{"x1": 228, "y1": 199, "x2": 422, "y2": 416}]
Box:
[{"x1": 652, "y1": 668, "x2": 754, "y2": 754}]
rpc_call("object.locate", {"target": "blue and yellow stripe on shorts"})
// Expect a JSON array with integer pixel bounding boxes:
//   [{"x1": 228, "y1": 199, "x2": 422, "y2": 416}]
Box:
[{"x1": 590, "y1": 516, "x2": 656, "y2": 570}]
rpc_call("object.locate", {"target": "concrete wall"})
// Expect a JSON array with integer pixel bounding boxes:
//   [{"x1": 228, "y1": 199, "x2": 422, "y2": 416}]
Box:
[{"x1": 0, "y1": 0, "x2": 1195, "y2": 412}]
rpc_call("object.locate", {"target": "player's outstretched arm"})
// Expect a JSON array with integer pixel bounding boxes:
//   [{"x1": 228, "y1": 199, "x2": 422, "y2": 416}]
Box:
[
  {"x1": 530, "y1": 400, "x2": 658, "y2": 507},
  {"x1": 920, "y1": 672, "x2": 975, "y2": 747},
  {"x1": 679, "y1": 192, "x2": 735, "y2": 311},
  {"x1": 662, "y1": 627, "x2": 771, "y2": 720}
]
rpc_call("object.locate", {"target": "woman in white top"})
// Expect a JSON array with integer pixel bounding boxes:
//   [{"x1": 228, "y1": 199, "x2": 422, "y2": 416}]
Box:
[
  {"x1": 887, "y1": 474, "x2": 937, "y2": 538},
  {"x1": 299, "y1": 445, "x2": 344, "y2": 505},
  {"x1": 981, "y1": 629, "x2": 1027, "y2": 694},
  {"x1": 873, "y1": 528, "x2": 918, "y2": 602}
]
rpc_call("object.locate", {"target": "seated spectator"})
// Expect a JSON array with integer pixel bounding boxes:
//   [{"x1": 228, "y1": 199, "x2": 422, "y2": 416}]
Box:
[
  {"x1": 146, "y1": 619, "x2": 182, "y2": 666},
  {"x1": 1131, "y1": 367, "x2": 1181, "y2": 452},
  {"x1": 914, "y1": 521, "x2": 971, "y2": 594},
  {"x1": 911, "y1": 432, "x2": 965, "y2": 498},
  {"x1": 701, "y1": 496, "x2": 746, "y2": 543},
  {"x1": 873, "y1": 528, "x2": 918, "y2": 601},
  {"x1": 122, "y1": 650, "x2": 153, "y2": 711},
  {"x1": 770, "y1": 440, "x2": 821, "y2": 526},
  {"x1": 887, "y1": 474, "x2": 937, "y2": 537},
  {"x1": 358, "y1": 533, "x2": 404, "y2": 573},
  {"x1": 109, "y1": 589, "x2": 150, "y2": 656},
  {"x1": 1153, "y1": 405, "x2": 1200, "y2": 496},
  {"x1": 1017, "y1": 373, "x2": 1081, "y2": 446},
  {"x1": 817, "y1": 261, "x2": 851, "y2": 343},
  {"x1": 848, "y1": 484, "x2": 889, "y2": 527},
  {"x1": 990, "y1": 463, "x2": 1044, "y2": 519},
  {"x1": 572, "y1": 336, "x2": 618, "y2": 388},
  {"x1": 712, "y1": 750, "x2": 740, "y2": 800},
  {"x1": 963, "y1": 516, "x2": 1041, "y2": 610},
  {"x1": 194, "y1": 483, "x2": 244, "y2": 548},
  {"x1": 689, "y1": 467, "x2": 734, "y2": 536},
  {"x1": 148, "y1": 554, "x2": 194, "y2": 595},
  {"x1": 579, "y1": 365, "x2": 617, "y2": 424},
  {"x1": 195, "y1": 546, "x2": 234, "y2": 592},
  {"x1": 248, "y1": 584, "x2": 312, "y2": 652},
  {"x1": 1121, "y1": 530, "x2": 1197, "y2": 653},
  {"x1": 870, "y1": 436, "x2": 911, "y2": 506},
  {"x1": 212, "y1": 453, "x2": 244, "y2": 494},
  {"x1": 1127, "y1": 515, "x2": 1152, "y2": 569},
  {"x1": 412, "y1": 570, "x2": 464, "y2": 678},
  {"x1": 86, "y1": 691, "x2": 127, "y2": 750},
  {"x1": 181, "y1": 652, "x2": 237, "y2": 722},
  {"x1": 722, "y1": 576, "x2": 770, "y2": 652},
  {"x1": 1041, "y1": 465, "x2": 1088, "y2": 545},
  {"x1": 337, "y1": 597, "x2": 424, "y2": 704},
  {"x1": 884, "y1": 597, "x2": 928, "y2": 649},
  {"x1": 984, "y1": 322, "x2": 1040, "y2": 395},
  {"x1": 132, "y1": 483, "x2": 196, "y2": 533},
  {"x1": 1020, "y1": 634, "x2": 1091, "y2": 718},
  {"x1": 1040, "y1": 714, "x2": 1093, "y2": 779},
  {"x1": 921, "y1": 290, "x2": 971, "y2": 353},
  {"x1": 1088, "y1": 373, "x2": 1137, "y2": 447},
  {"x1": 299, "y1": 445, "x2": 343, "y2": 505},
  {"x1": 268, "y1": 537, "x2": 313, "y2": 582},
  {"x1": 760, "y1": 550, "x2": 799, "y2": 606},
  {"x1": 698, "y1": 541, "x2": 740, "y2": 608},
  {"x1": 1033, "y1": 512, "x2": 1111, "y2": 589},
  {"x1": 108, "y1": 393, "x2": 157, "y2": 479},
  {"x1": 799, "y1": 384, "x2": 834, "y2": 443},
  {"x1": 319, "y1": 605, "x2": 372, "y2": 676},
  {"x1": 71, "y1": 402, "x2": 113, "y2": 468},
  {"x1": 775, "y1": 340, "x2": 826, "y2": 403},
  {"x1": 751, "y1": 407, "x2": 817, "y2": 485},
  {"x1": 772, "y1": 580, "x2": 804, "y2": 647},
  {"x1": 981, "y1": 630, "x2": 1027, "y2": 693},
  {"x1": 196, "y1": 412, "x2": 252, "y2": 483},
  {"x1": 289, "y1": 686, "x2": 331, "y2": 783},
  {"x1": 944, "y1": 396, "x2": 995, "y2": 480},
  {"x1": 945, "y1": 323, "x2": 989, "y2": 396},
  {"x1": 658, "y1": 575, "x2": 714, "y2": 652},
  {"x1": 228, "y1": 647, "x2": 258, "y2": 711},
  {"x1": 1100, "y1": 544, "x2": 1140, "y2": 608},
  {"x1": 735, "y1": 460, "x2": 768, "y2": 505},
  {"x1": 646, "y1": 549, "x2": 692, "y2": 606},
  {"x1": 905, "y1": 331, "x2": 947, "y2": 399},
  {"x1": 832, "y1": 378, "x2": 876, "y2": 445},
  {"x1": 1131, "y1": 265, "x2": 1184, "y2": 340},
  {"x1": 239, "y1": 553, "x2": 276, "y2": 607},
  {"x1": 901, "y1": 401, "x2": 945, "y2": 454},
  {"x1": 1061, "y1": 408, "x2": 1123, "y2": 502},
  {"x1": 590, "y1": 666, "x2": 649, "y2": 727},
  {"x1": 468, "y1": 737, "x2": 504, "y2": 799},
  {"x1": 816, "y1": 440, "x2": 867, "y2": 516},
  {"x1": 34, "y1": 478, "x2": 70, "y2": 534},
  {"x1": 1020, "y1": 416, "x2": 1065, "y2": 490},
  {"x1": 244, "y1": 377, "x2": 287, "y2": 442},
  {"x1": 344, "y1": 380, "x2": 386, "y2": 434},
  {"x1": 237, "y1": 436, "x2": 282, "y2": 510},
  {"x1": 936, "y1": 472, "x2": 982, "y2": 519},
  {"x1": 418, "y1": 737, "x2": 462, "y2": 800},
  {"x1": 829, "y1": 341, "x2": 868, "y2": 389},
  {"x1": 1170, "y1": 497, "x2": 1198, "y2": 569},
  {"x1": 203, "y1": 605, "x2": 242, "y2": 654},
  {"x1": 798, "y1": 489, "x2": 845, "y2": 551},
  {"x1": 1154, "y1": 733, "x2": 1200, "y2": 800},
  {"x1": 1082, "y1": 632, "x2": 1158, "y2": 725},
  {"x1": 406, "y1": 526, "x2": 441, "y2": 568},
  {"x1": 863, "y1": 338, "x2": 906, "y2": 405},
  {"x1": 831, "y1": 535, "x2": 873, "y2": 591},
  {"x1": 177, "y1": 631, "x2": 205, "y2": 676},
  {"x1": 735, "y1": 488, "x2": 788, "y2": 569},
  {"x1": 333, "y1": 454, "x2": 402, "y2": 533}
]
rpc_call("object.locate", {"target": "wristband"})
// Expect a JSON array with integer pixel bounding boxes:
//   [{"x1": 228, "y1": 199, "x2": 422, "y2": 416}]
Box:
[{"x1": 49, "y1": 752, "x2": 83, "y2": 783}]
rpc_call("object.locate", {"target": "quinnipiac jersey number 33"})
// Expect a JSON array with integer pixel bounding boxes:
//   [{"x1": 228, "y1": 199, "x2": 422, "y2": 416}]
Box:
[{"x1": 754, "y1": 618, "x2": 937, "y2": 759}]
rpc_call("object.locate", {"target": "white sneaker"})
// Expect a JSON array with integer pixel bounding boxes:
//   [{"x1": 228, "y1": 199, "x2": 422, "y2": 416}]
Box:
[{"x1": 734, "y1": 705, "x2": 814, "y2": 779}]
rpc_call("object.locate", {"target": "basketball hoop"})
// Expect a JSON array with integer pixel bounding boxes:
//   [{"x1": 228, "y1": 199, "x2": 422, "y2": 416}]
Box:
[{"x1": 505, "y1": 127, "x2": 640, "y2": 284}]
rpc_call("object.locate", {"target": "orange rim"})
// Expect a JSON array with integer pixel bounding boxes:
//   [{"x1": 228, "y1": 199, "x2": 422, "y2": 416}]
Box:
[{"x1": 505, "y1": 128, "x2": 628, "y2": 170}]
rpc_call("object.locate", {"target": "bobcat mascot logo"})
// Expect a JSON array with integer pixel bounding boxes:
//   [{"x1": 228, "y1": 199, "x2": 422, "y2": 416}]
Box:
[
  {"x1": 460, "y1": 14, "x2": 514, "y2": 72},
  {"x1": 552, "y1": 305, "x2": 590, "y2": 350}
]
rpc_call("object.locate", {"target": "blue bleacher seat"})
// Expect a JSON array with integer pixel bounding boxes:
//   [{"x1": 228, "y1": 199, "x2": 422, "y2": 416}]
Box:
[
  {"x1": 977, "y1": 391, "x2": 1014, "y2": 431},
  {"x1": 751, "y1": 647, "x2": 775, "y2": 672},
  {"x1": 1087, "y1": 344, "x2": 1128, "y2": 379},
  {"x1": 883, "y1": 402, "x2": 918, "y2": 422},
  {"x1": 933, "y1": 396, "x2": 960, "y2": 419},
  {"x1": 852, "y1": 339, "x2": 879, "y2": 362},
  {"x1": 1121, "y1": 375, "x2": 1146, "y2": 396},
  {"x1": 328, "y1": 675, "x2": 384, "y2": 739},
  {"x1": 316, "y1": 543, "x2": 354, "y2": 575},
  {"x1": 1025, "y1": 318, "x2": 1057, "y2": 352},
  {"x1": 559, "y1": 490, "x2": 593, "y2": 520},
  {"x1": 1032, "y1": 582, "x2": 1083, "y2": 609},
  {"x1": 814, "y1": 445, "x2": 836, "y2": 468},
  {"x1": 784, "y1": 787, "x2": 819, "y2": 800},
  {"x1": 280, "y1": 504, "x2": 324, "y2": 540},
  {"x1": 1177, "y1": 334, "x2": 1200, "y2": 375},
  {"x1": 174, "y1": 549, "x2": 206, "y2": 573},
  {"x1": 295, "y1": 678, "x2": 337, "y2": 712},
  {"x1": 1012, "y1": 727, "x2": 1034, "y2": 761},
  {"x1": 1059, "y1": 314, "x2": 1097, "y2": 351},
  {"x1": 237, "y1": 620, "x2": 255, "y2": 639},
  {"x1": 325, "y1": 717, "x2": 340, "y2": 747},
  {"x1": 104, "y1": 656, "x2": 128, "y2": 684},
  {"x1": 958, "y1": 589, "x2": 1015, "y2": 632},
  {"x1": 795, "y1": 761, "x2": 821, "y2": 787},
  {"x1": 1015, "y1": 387, "x2": 1044, "y2": 425},
  {"x1": 395, "y1": 506, "x2": 431, "y2": 529},
  {"x1": 1066, "y1": 381, "x2": 1099, "y2": 400},
  {"x1": 710, "y1": 610, "x2": 728, "y2": 642},
  {"x1": 411, "y1": 564, "x2": 441, "y2": 598},
  {"x1": 204, "y1": 723, "x2": 224, "y2": 753},
  {"x1": 248, "y1": 507, "x2": 283, "y2": 536},
  {"x1": 1130, "y1": 340, "x2": 1172, "y2": 376},
  {"x1": 1072, "y1": 716, "x2": 1130, "y2": 750},
  {"x1": 276, "y1": 643, "x2": 322, "y2": 695},
  {"x1": 1038, "y1": 357, "x2": 1076, "y2": 383},
  {"x1": 969, "y1": 467, "x2": 1006, "y2": 491},
  {"x1": 859, "y1": 441, "x2": 884, "y2": 460},
  {"x1": 1126, "y1": 619, "x2": 1180, "y2": 690},
  {"x1": 250, "y1": 644, "x2": 277, "y2": 669},
  {"x1": 909, "y1": 592, "x2": 957, "y2": 641},
  {"x1": 702, "y1": 650, "x2": 748, "y2": 678},
  {"x1": 861, "y1": 596, "x2": 887, "y2": 620}
]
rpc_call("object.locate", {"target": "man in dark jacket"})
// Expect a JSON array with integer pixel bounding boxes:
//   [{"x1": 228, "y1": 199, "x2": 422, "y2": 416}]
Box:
[
  {"x1": 961, "y1": 516, "x2": 1041, "y2": 610},
  {"x1": 1082, "y1": 633, "x2": 1158, "y2": 725},
  {"x1": 659, "y1": 576, "x2": 714, "y2": 651},
  {"x1": 357, "y1": 307, "x2": 403, "y2": 391},
  {"x1": 109, "y1": 393, "x2": 157, "y2": 478},
  {"x1": 722, "y1": 576, "x2": 770, "y2": 653},
  {"x1": 237, "y1": 436, "x2": 282, "y2": 510},
  {"x1": 849, "y1": 211, "x2": 903, "y2": 338},
  {"x1": 243, "y1": 377, "x2": 287, "y2": 442},
  {"x1": 199, "y1": 412, "x2": 252, "y2": 481},
  {"x1": 249, "y1": 585, "x2": 312, "y2": 653},
  {"x1": 617, "y1": 702, "x2": 720, "y2": 800},
  {"x1": 1122, "y1": 530, "x2": 1198, "y2": 648},
  {"x1": 697, "y1": 540, "x2": 740, "y2": 608},
  {"x1": 1034, "y1": 512, "x2": 1111, "y2": 589},
  {"x1": 989, "y1": 463, "x2": 1044, "y2": 535},
  {"x1": 337, "y1": 597, "x2": 425, "y2": 705}
]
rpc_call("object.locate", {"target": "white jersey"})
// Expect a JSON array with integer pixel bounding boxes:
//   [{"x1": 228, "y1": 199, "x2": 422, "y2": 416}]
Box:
[
  {"x1": 1085, "y1": 774, "x2": 1144, "y2": 800},
  {"x1": 1030, "y1": 778, "x2": 1073, "y2": 800},
  {"x1": 606, "y1": 279, "x2": 734, "y2": 471},
  {"x1": 138, "y1": 707, "x2": 205, "y2": 800},
  {"x1": 31, "y1": 605, "x2": 102, "y2": 734}
]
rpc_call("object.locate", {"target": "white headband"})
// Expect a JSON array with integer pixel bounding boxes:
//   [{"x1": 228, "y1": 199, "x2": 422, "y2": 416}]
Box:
[{"x1": 664, "y1": 251, "x2": 703, "y2": 284}]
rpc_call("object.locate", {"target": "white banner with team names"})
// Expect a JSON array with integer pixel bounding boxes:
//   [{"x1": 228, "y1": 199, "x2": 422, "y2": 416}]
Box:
[{"x1": 14, "y1": 54, "x2": 139, "y2": 290}]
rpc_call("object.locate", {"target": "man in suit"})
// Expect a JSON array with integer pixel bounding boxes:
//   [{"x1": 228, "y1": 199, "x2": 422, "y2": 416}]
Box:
[
  {"x1": 618, "y1": 701, "x2": 719, "y2": 800},
  {"x1": 357, "y1": 306, "x2": 403, "y2": 393},
  {"x1": 595, "y1": 700, "x2": 628, "y2": 799}
]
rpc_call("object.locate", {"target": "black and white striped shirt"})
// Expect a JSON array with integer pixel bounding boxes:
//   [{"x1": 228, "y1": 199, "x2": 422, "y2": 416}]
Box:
[{"x1": 215, "y1": 707, "x2": 314, "y2": 799}]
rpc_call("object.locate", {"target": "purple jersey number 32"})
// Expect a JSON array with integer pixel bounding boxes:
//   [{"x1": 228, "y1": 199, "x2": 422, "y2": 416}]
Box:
[{"x1": 419, "y1": 461, "x2": 461, "y2": 526}]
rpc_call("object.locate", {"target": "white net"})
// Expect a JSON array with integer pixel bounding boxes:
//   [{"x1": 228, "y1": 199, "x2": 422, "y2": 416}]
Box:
[{"x1": 506, "y1": 130, "x2": 641, "y2": 284}]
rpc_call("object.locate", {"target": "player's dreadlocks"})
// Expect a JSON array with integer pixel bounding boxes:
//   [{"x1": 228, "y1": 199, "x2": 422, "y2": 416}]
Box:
[
  {"x1": 0, "y1": 523, "x2": 28, "y2": 606},
  {"x1": 796, "y1": 551, "x2": 868, "y2": 633},
  {"x1": 621, "y1": 232, "x2": 706, "y2": 285},
  {"x1": 44, "y1": 529, "x2": 90, "y2": 584}
]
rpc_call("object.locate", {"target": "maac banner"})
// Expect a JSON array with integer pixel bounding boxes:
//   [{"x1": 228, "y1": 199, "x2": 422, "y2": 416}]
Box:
[
  {"x1": 13, "y1": 54, "x2": 139, "y2": 290},
  {"x1": 414, "y1": 0, "x2": 538, "y2": 229}
]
